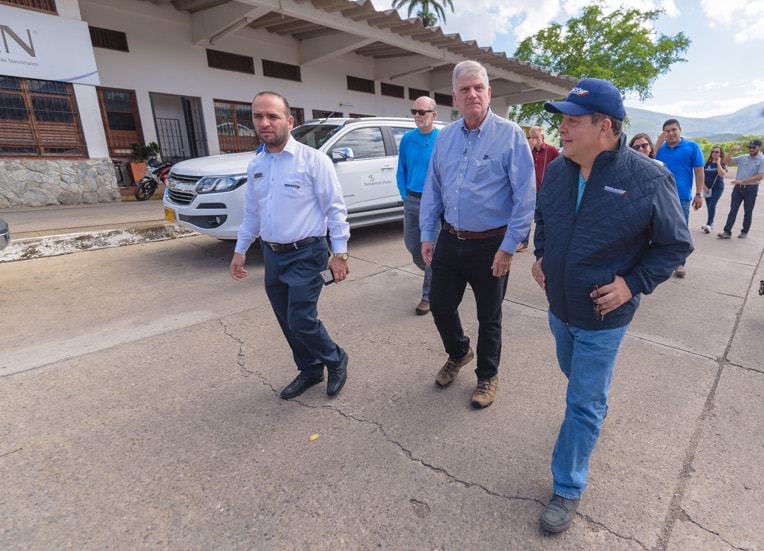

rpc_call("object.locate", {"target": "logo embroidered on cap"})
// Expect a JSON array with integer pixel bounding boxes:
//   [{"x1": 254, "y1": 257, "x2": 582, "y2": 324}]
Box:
[{"x1": 569, "y1": 87, "x2": 590, "y2": 96}]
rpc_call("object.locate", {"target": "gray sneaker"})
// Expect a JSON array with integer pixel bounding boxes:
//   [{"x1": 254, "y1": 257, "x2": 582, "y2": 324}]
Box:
[
  {"x1": 435, "y1": 347, "x2": 474, "y2": 387},
  {"x1": 717, "y1": 231, "x2": 731, "y2": 239},
  {"x1": 738, "y1": 232, "x2": 748, "y2": 239},
  {"x1": 540, "y1": 494, "x2": 580, "y2": 534}
]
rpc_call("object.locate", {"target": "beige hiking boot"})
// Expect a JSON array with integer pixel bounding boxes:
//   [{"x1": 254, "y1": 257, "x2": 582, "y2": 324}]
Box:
[
  {"x1": 435, "y1": 347, "x2": 474, "y2": 387},
  {"x1": 471, "y1": 377, "x2": 498, "y2": 408}
]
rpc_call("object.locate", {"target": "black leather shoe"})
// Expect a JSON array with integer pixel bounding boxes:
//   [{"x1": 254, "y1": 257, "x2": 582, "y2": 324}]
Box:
[
  {"x1": 280, "y1": 374, "x2": 324, "y2": 400},
  {"x1": 327, "y1": 353, "x2": 348, "y2": 396}
]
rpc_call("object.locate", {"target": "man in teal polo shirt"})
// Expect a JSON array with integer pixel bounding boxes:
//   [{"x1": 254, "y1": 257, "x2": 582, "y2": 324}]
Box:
[{"x1": 655, "y1": 118, "x2": 703, "y2": 277}]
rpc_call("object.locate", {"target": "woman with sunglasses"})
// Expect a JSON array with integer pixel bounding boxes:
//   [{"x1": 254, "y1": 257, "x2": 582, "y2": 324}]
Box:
[
  {"x1": 700, "y1": 146, "x2": 727, "y2": 233},
  {"x1": 628, "y1": 133, "x2": 656, "y2": 158}
]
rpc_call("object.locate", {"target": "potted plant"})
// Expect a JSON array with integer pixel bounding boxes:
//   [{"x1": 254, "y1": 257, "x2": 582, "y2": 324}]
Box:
[{"x1": 128, "y1": 141, "x2": 161, "y2": 183}]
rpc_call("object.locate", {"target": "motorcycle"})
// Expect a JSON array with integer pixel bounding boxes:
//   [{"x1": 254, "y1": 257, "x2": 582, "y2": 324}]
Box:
[{"x1": 134, "y1": 158, "x2": 172, "y2": 201}]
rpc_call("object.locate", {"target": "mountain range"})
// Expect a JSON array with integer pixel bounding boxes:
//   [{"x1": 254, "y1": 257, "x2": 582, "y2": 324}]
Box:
[{"x1": 624, "y1": 101, "x2": 764, "y2": 142}]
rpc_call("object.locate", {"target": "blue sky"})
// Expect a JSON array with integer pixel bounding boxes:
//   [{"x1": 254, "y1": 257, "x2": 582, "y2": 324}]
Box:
[{"x1": 378, "y1": 0, "x2": 764, "y2": 118}]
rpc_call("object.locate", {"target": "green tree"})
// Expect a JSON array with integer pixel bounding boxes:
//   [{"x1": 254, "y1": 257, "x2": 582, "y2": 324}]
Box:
[
  {"x1": 691, "y1": 136, "x2": 763, "y2": 161},
  {"x1": 392, "y1": 0, "x2": 454, "y2": 27},
  {"x1": 417, "y1": 9, "x2": 437, "y2": 28},
  {"x1": 509, "y1": 2, "x2": 690, "y2": 127}
]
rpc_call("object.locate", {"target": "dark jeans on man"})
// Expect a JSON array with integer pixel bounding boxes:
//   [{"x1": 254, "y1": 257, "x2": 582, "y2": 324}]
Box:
[
  {"x1": 263, "y1": 237, "x2": 345, "y2": 378},
  {"x1": 429, "y1": 231, "x2": 509, "y2": 381},
  {"x1": 723, "y1": 184, "x2": 759, "y2": 235}
]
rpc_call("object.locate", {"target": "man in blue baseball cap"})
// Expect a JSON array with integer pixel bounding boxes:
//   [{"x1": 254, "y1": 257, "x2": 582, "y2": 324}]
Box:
[{"x1": 531, "y1": 78, "x2": 693, "y2": 534}]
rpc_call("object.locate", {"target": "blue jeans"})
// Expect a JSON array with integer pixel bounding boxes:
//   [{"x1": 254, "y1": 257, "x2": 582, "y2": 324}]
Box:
[
  {"x1": 704, "y1": 183, "x2": 724, "y2": 227},
  {"x1": 429, "y1": 231, "x2": 508, "y2": 380},
  {"x1": 263, "y1": 238, "x2": 345, "y2": 378},
  {"x1": 723, "y1": 184, "x2": 759, "y2": 235},
  {"x1": 548, "y1": 311, "x2": 629, "y2": 499},
  {"x1": 679, "y1": 199, "x2": 690, "y2": 266},
  {"x1": 404, "y1": 194, "x2": 438, "y2": 300}
]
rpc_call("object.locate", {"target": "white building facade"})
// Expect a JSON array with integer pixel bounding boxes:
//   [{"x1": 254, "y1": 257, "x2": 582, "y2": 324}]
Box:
[{"x1": 0, "y1": 0, "x2": 575, "y2": 208}]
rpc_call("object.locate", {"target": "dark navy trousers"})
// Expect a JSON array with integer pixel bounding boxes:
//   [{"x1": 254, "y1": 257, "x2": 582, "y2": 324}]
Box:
[
  {"x1": 723, "y1": 184, "x2": 758, "y2": 235},
  {"x1": 262, "y1": 238, "x2": 344, "y2": 378}
]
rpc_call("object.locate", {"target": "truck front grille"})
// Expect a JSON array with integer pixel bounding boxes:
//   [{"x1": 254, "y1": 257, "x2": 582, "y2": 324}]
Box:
[
  {"x1": 166, "y1": 172, "x2": 200, "y2": 205},
  {"x1": 168, "y1": 189, "x2": 195, "y2": 205}
]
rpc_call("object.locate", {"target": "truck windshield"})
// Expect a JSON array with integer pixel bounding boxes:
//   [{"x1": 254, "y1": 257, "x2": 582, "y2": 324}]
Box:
[{"x1": 291, "y1": 124, "x2": 340, "y2": 150}]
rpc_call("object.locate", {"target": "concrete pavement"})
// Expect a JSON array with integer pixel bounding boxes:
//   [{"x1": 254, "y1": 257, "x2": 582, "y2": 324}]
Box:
[
  {"x1": 0, "y1": 200, "x2": 195, "y2": 262},
  {"x1": 0, "y1": 190, "x2": 763, "y2": 549}
]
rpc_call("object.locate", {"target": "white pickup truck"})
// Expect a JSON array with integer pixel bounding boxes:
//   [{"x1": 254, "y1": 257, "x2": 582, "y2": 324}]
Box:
[{"x1": 163, "y1": 117, "x2": 432, "y2": 239}]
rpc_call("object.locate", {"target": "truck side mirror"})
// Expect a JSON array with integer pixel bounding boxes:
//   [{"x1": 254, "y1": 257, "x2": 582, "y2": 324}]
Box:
[{"x1": 332, "y1": 147, "x2": 354, "y2": 162}]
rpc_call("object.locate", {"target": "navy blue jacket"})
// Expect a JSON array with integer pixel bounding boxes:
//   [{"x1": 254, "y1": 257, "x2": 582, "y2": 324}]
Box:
[{"x1": 534, "y1": 135, "x2": 693, "y2": 330}]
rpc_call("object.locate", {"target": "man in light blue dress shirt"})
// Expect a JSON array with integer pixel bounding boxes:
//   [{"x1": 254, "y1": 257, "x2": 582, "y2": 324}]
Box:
[
  {"x1": 420, "y1": 60, "x2": 536, "y2": 409},
  {"x1": 230, "y1": 92, "x2": 350, "y2": 400}
]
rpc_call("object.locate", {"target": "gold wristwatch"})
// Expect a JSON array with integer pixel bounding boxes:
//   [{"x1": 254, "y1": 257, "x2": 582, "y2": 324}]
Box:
[{"x1": 333, "y1": 252, "x2": 349, "y2": 260}]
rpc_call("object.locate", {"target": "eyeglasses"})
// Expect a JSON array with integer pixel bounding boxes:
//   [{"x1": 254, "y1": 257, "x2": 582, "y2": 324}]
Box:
[
  {"x1": 592, "y1": 284, "x2": 604, "y2": 321},
  {"x1": 712, "y1": 150, "x2": 721, "y2": 154},
  {"x1": 633, "y1": 143, "x2": 650, "y2": 150},
  {"x1": 410, "y1": 109, "x2": 434, "y2": 116},
  {"x1": 749, "y1": 146, "x2": 759, "y2": 150}
]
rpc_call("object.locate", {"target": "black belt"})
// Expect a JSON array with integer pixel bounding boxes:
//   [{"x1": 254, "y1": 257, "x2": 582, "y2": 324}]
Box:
[
  {"x1": 443, "y1": 222, "x2": 507, "y2": 240},
  {"x1": 407, "y1": 190, "x2": 422, "y2": 198},
  {"x1": 263, "y1": 236, "x2": 322, "y2": 253},
  {"x1": 736, "y1": 183, "x2": 759, "y2": 188}
]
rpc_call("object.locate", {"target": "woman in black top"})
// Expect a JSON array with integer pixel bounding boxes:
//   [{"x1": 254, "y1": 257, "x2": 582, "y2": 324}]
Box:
[{"x1": 701, "y1": 146, "x2": 727, "y2": 233}]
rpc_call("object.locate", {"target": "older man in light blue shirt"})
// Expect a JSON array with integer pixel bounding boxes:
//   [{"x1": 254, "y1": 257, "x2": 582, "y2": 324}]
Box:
[{"x1": 420, "y1": 60, "x2": 535, "y2": 409}]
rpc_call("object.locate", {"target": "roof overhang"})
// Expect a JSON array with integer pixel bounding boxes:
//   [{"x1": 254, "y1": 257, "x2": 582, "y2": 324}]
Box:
[{"x1": 151, "y1": 0, "x2": 576, "y2": 106}]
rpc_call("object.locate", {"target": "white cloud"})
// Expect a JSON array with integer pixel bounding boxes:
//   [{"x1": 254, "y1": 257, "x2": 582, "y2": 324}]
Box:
[
  {"x1": 656, "y1": 0, "x2": 680, "y2": 17},
  {"x1": 433, "y1": 0, "x2": 561, "y2": 49},
  {"x1": 700, "y1": 0, "x2": 764, "y2": 43},
  {"x1": 699, "y1": 81, "x2": 729, "y2": 92},
  {"x1": 627, "y1": 78, "x2": 764, "y2": 118}
]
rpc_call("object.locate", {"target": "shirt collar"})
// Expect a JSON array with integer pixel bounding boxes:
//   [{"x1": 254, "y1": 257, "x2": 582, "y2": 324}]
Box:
[
  {"x1": 460, "y1": 109, "x2": 494, "y2": 136},
  {"x1": 266, "y1": 135, "x2": 296, "y2": 156}
]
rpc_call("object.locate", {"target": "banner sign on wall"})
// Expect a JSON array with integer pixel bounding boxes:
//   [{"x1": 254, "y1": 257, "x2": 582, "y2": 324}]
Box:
[{"x1": 0, "y1": 4, "x2": 100, "y2": 85}]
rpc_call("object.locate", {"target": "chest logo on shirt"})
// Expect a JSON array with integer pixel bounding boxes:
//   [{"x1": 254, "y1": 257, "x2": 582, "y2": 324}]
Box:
[
  {"x1": 284, "y1": 183, "x2": 301, "y2": 189},
  {"x1": 603, "y1": 185, "x2": 627, "y2": 196}
]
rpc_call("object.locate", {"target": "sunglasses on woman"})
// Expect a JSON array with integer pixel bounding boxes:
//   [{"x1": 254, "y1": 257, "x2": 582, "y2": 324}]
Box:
[{"x1": 633, "y1": 143, "x2": 650, "y2": 150}]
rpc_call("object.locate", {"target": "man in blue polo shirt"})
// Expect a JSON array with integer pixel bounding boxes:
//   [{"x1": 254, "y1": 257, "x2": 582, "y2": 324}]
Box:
[
  {"x1": 397, "y1": 96, "x2": 441, "y2": 316},
  {"x1": 655, "y1": 118, "x2": 704, "y2": 277}
]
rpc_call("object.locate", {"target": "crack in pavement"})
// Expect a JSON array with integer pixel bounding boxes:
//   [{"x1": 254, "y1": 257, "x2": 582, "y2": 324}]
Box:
[
  {"x1": 678, "y1": 509, "x2": 748, "y2": 550},
  {"x1": 220, "y1": 313, "x2": 652, "y2": 545},
  {"x1": 654, "y1": 246, "x2": 763, "y2": 551}
]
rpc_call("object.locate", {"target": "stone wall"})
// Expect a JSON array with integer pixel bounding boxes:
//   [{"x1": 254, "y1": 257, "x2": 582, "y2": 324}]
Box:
[{"x1": 0, "y1": 159, "x2": 122, "y2": 209}]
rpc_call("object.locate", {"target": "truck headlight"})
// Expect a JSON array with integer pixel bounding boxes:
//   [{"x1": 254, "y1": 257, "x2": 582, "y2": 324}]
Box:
[{"x1": 196, "y1": 175, "x2": 247, "y2": 193}]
